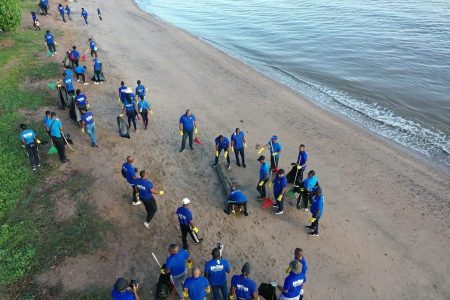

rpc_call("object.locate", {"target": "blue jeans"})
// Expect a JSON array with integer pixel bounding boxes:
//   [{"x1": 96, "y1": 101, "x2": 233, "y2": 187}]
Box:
[
  {"x1": 211, "y1": 282, "x2": 228, "y2": 300},
  {"x1": 85, "y1": 123, "x2": 97, "y2": 145}
]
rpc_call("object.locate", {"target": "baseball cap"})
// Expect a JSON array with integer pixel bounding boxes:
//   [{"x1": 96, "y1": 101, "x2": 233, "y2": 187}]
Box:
[
  {"x1": 257, "y1": 155, "x2": 265, "y2": 161},
  {"x1": 124, "y1": 87, "x2": 133, "y2": 93},
  {"x1": 114, "y1": 278, "x2": 129, "y2": 291},
  {"x1": 182, "y1": 198, "x2": 191, "y2": 205},
  {"x1": 271, "y1": 135, "x2": 278, "y2": 140}
]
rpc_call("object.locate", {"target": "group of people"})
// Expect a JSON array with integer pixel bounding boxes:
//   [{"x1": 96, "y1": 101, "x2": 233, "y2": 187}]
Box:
[
  {"x1": 56, "y1": 2, "x2": 102, "y2": 25},
  {"x1": 118, "y1": 81, "x2": 153, "y2": 131}
]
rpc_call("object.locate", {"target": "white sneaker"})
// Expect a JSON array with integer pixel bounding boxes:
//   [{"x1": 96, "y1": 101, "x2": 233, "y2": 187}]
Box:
[
  {"x1": 77, "y1": 79, "x2": 80, "y2": 82},
  {"x1": 132, "y1": 200, "x2": 142, "y2": 206},
  {"x1": 94, "y1": 82, "x2": 99, "y2": 85},
  {"x1": 274, "y1": 211, "x2": 284, "y2": 215},
  {"x1": 83, "y1": 82, "x2": 89, "y2": 85},
  {"x1": 144, "y1": 222, "x2": 150, "y2": 228}
]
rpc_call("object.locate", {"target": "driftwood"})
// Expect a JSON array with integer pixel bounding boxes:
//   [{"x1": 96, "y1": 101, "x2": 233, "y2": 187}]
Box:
[{"x1": 216, "y1": 163, "x2": 233, "y2": 201}]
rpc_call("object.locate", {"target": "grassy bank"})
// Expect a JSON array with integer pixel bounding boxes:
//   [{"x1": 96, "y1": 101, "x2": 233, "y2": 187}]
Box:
[{"x1": 0, "y1": 2, "x2": 108, "y2": 298}]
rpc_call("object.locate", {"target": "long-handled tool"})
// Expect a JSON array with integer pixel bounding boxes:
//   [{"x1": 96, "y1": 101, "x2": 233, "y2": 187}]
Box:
[
  {"x1": 152, "y1": 252, "x2": 162, "y2": 268},
  {"x1": 61, "y1": 132, "x2": 75, "y2": 151}
]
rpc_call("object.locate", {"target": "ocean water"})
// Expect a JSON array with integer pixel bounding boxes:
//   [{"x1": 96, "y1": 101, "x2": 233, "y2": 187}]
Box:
[{"x1": 135, "y1": 0, "x2": 450, "y2": 167}]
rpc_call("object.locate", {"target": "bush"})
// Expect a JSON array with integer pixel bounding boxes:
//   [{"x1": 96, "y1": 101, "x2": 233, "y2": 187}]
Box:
[{"x1": 0, "y1": 0, "x2": 22, "y2": 32}]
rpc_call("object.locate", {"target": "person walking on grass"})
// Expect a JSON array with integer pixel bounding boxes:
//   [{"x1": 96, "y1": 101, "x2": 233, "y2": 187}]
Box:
[
  {"x1": 89, "y1": 38, "x2": 98, "y2": 58},
  {"x1": 81, "y1": 8, "x2": 88, "y2": 25},
  {"x1": 205, "y1": 247, "x2": 231, "y2": 300},
  {"x1": 19, "y1": 124, "x2": 40, "y2": 171},
  {"x1": 305, "y1": 188, "x2": 324, "y2": 237},
  {"x1": 39, "y1": 0, "x2": 49, "y2": 16},
  {"x1": 137, "y1": 96, "x2": 151, "y2": 130},
  {"x1": 230, "y1": 263, "x2": 259, "y2": 300},
  {"x1": 230, "y1": 128, "x2": 246, "y2": 168},
  {"x1": 177, "y1": 198, "x2": 202, "y2": 250},
  {"x1": 121, "y1": 156, "x2": 140, "y2": 206},
  {"x1": 58, "y1": 4, "x2": 66, "y2": 22},
  {"x1": 80, "y1": 108, "x2": 97, "y2": 147},
  {"x1": 134, "y1": 170, "x2": 164, "y2": 228},
  {"x1": 212, "y1": 135, "x2": 231, "y2": 169},
  {"x1": 69, "y1": 46, "x2": 80, "y2": 67},
  {"x1": 179, "y1": 109, "x2": 197, "y2": 152},
  {"x1": 74, "y1": 65, "x2": 88, "y2": 85},
  {"x1": 65, "y1": 5, "x2": 71, "y2": 21},
  {"x1": 256, "y1": 155, "x2": 270, "y2": 199},
  {"x1": 297, "y1": 170, "x2": 319, "y2": 210},
  {"x1": 273, "y1": 169, "x2": 288, "y2": 215},
  {"x1": 165, "y1": 244, "x2": 193, "y2": 300},
  {"x1": 45, "y1": 30, "x2": 56, "y2": 55},
  {"x1": 31, "y1": 12, "x2": 40, "y2": 30},
  {"x1": 277, "y1": 260, "x2": 306, "y2": 300},
  {"x1": 183, "y1": 266, "x2": 211, "y2": 300},
  {"x1": 48, "y1": 112, "x2": 69, "y2": 163}
]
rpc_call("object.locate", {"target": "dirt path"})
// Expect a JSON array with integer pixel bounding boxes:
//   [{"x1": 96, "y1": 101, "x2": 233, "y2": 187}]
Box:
[{"x1": 36, "y1": 0, "x2": 449, "y2": 299}]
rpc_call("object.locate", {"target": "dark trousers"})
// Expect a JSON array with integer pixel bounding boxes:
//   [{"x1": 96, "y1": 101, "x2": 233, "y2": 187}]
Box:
[
  {"x1": 90, "y1": 49, "x2": 97, "y2": 57},
  {"x1": 72, "y1": 58, "x2": 79, "y2": 67},
  {"x1": 75, "y1": 73, "x2": 86, "y2": 82},
  {"x1": 141, "y1": 111, "x2": 148, "y2": 128},
  {"x1": 310, "y1": 217, "x2": 320, "y2": 234},
  {"x1": 25, "y1": 144, "x2": 40, "y2": 167},
  {"x1": 181, "y1": 129, "x2": 193, "y2": 150},
  {"x1": 211, "y1": 282, "x2": 228, "y2": 300},
  {"x1": 67, "y1": 14, "x2": 71, "y2": 21},
  {"x1": 275, "y1": 193, "x2": 284, "y2": 212},
  {"x1": 234, "y1": 148, "x2": 245, "y2": 165},
  {"x1": 215, "y1": 148, "x2": 230, "y2": 165},
  {"x1": 295, "y1": 168, "x2": 305, "y2": 187},
  {"x1": 93, "y1": 70, "x2": 102, "y2": 82},
  {"x1": 131, "y1": 185, "x2": 138, "y2": 203},
  {"x1": 297, "y1": 190, "x2": 312, "y2": 209},
  {"x1": 83, "y1": 16, "x2": 88, "y2": 25},
  {"x1": 126, "y1": 111, "x2": 137, "y2": 130},
  {"x1": 60, "y1": 13, "x2": 66, "y2": 22},
  {"x1": 226, "y1": 202, "x2": 247, "y2": 215},
  {"x1": 47, "y1": 43, "x2": 56, "y2": 53},
  {"x1": 51, "y1": 136, "x2": 66, "y2": 161},
  {"x1": 256, "y1": 179, "x2": 268, "y2": 198},
  {"x1": 143, "y1": 197, "x2": 157, "y2": 223},
  {"x1": 41, "y1": 5, "x2": 48, "y2": 15},
  {"x1": 180, "y1": 224, "x2": 199, "y2": 250},
  {"x1": 270, "y1": 155, "x2": 279, "y2": 170}
]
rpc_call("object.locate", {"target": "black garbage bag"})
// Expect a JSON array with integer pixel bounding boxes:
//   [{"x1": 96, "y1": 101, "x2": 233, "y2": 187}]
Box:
[
  {"x1": 258, "y1": 283, "x2": 277, "y2": 300},
  {"x1": 68, "y1": 97, "x2": 81, "y2": 123},
  {"x1": 57, "y1": 86, "x2": 71, "y2": 109},
  {"x1": 117, "y1": 115, "x2": 130, "y2": 139},
  {"x1": 155, "y1": 264, "x2": 173, "y2": 300},
  {"x1": 286, "y1": 164, "x2": 298, "y2": 183}
]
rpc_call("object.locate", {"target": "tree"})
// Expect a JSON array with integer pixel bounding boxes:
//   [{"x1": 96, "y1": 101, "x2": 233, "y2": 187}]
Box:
[{"x1": 0, "y1": 0, "x2": 22, "y2": 32}]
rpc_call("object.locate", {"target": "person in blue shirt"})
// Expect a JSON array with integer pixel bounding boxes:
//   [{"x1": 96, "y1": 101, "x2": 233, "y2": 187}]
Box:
[
  {"x1": 256, "y1": 155, "x2": 270, "y2": 199},
  {"x1": 134, "y1": 170, "x2": 164, "y2": 228},
  {"x1": 81, "y1": 8, "x2": 88, "y2": 25},
  {"x1": 39, "y1": 0, "x2": 48, "y2": 15},
  {"x1": 288, "y1": 144, "x2": 308, "y2": 187},
  {"x1": 65, "y1": 5, "x2": 71, "y2": 21},
  {"x1": 75, "y1": 89, "x2": 88, "y2": 110},
  {"x1": 258, "y1": 135, "x2": 282, "y2": 171},
  {"x1": 297, "y1": 170, "x2": 319, "y2": 210},
  {"x1": 230, "y1": 263, "x2": 258, "y2": 300},
  {"x1": 63, "y1": 72, "x2": 75, "y2": 98},
  {"x1": 135, "y1": 80, "x2": 146, "y2": 101},
  {"x1": 273, "y1": 169, "x2": 288, "y2": 215},
  {"x1": 88, "y1": 38, "x2": 97, "y2": 57},
  {"x1": 69, "y1": 46, "x2": 80, "y2": 67},
  {"x1": 48, "y1": 112, "x2": 69, "y2": 163},
  {"x1": 224, "y1": 186, "x2": 248, "y2": 216},
  {"x1": 306, "y1": 188, "x2": 324, "y2": 237},
  {"x1": 111, "y1": 277, "x2": 139, "y2": 300},
  {"x1": 277, "y1": 260, "x2": 305, "y2": 300},
  {"x1": 31, "y1": 12, "x2": 40, "y2": 30},
  {"x1": 212, "y1": 135, "x2": 231, "y2": 169},
  {"x1": 43, "y1": 110, "x2": 51, "y2": 132},
  {"x1": 19, "y1": 124, "x2": 40, "y2": 170},
  {"x1": 80, "y1": 108, "x2": 97, "y2": 147},
  {"x1": 74, "y1": 65, "x2": 88, "y2": 85},
  {"x1": 205, "y1": 247, "x2": 231, "y2": 300},
  {"x1": 179, "y1": 109, "x2": 197, "y2": 152},
  {"x1": 44, "y1": 30, "x2": 56, "y2": 55},
  {"x1": 58, "y1": 4, "x2": 66, "y2": 22},
  {"x1": 121, "y1": 156, "x2": 140, "y2": 205},
  {"x1": 293, "y1": 248, "x2": 308, "y2": 276},
  {"x1": 177, "y1": 198, "x2": 202, "y2": 250},
  {"x1": 183, "y1": 266, "x2": 211, "y2": 300},
  {"x1": 118, "y1": 81, "x2": 128, "y2": 103},
  {"x1": 230, "y1": 128, "x2": 247, "y2": 168},
  {"x1": 92, "y1": 58, "x2": 103, "y2": 83},
  {"x1": 165, "y1": 244, "x2": 193, "y2": 300},
  {"x1": 137, "y1": 97, "x2": 151, "y2": 130},
  {"x1": 122, "y1": 90, "x2": 139, "y2": 132}
]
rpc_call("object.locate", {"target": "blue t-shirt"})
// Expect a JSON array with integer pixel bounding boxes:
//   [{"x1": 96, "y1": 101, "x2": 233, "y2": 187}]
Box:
[
  {"x1": 138, "y1": 100, "x2": 150, "y2": 111},
  {"x1": 63, "y1": 76, "x2": 74, "y2": 92},
  {"x1": 231, "y1": 131, "x2": 245, "y2": 150},
  {"x1": 259, "y1": 161, "x2": 270, "y2": 180},
  {"x1": 89, "y1": 40, "x2": 96, "y2": 50},
  {"x1": 48, "y1": 119, "x2": 62, "y2": 138},
  {"x1": 81, "y1": 111, "x2": 94, "y2": 125},
  {"x1": 166, "y1": 249, "x2": 189, "y2": 276},
  {"x1": 134, "y1": 178, "x2": 154, "y2": 201},
  {"x1": 205, "y1": 258, "x2": 231, "y2": 285},
  {"x1": 282, "y1": 272, "x2": 305, "y2": 298},
  {"x1": 176, "y1": 207, "x2": 193, "y2": 225},
  {"x1": 273, "y1": 175, "x2": 287, "y2": 196},
  {"x1": 269, "y1": 141, "x2": 282, "y2": 158},
  {"x1": 295, "y1": 256, "x2": 308, "y2": 276},
  {"x1": 42, "y1": 116, "x2": 50, "y2": 127},
  {"x1": 122, "y1": 162, "x2": 136, "y2": 184},
  {"x1": 81, "y1": 10, "x2": 88, "y2": 17},
  {"x1": 179, "y1": 114, "x2": 196, "y2": 131},
  {"x1": 119, "y1": 86, "x2": 128, "y2": 101},
  {"x1": 70, "y1": 50, "x2": 80, "y2": 59},
  {"x1": 93, "y1": 59, "x2": 102, "y2": 71},
  {"x1": 184, "y1": 276, "x2": 209, "y2": 300},
  {"x1": 310, "y1": 194, "x2": 324, "y2": 218},
  {"x1": 124, "y1": 101, "x2": 136, "y2": 113},
  {"x1": 75, "y1": 94, "x2": 87, "y2": 107},
  {"x1": 111, "y1": 288, "x2": 135, "y2": 300},
  {"x1": 19, "y1": 129, "x2": 36, "y2": 145},
  {"x1": 228, "y1": 190, "x2": 247, "y2": 204},
  {"x1": 297, "y1": 151, "x2": 308, "y2": 168},
  {"x1": 231, "y1": 275, "x2": 257, "y2": 300},
  {"x1": 65, "y1": 6, "x2": 71, "y2": 14},
  {"x1": 135, "y1": 84, "x2": 146, "y2": 97},
  {"x1": 58, "y1": 6, "x2": 65, "y2": 15},
  {"x1": 74, "y1": 66, "x2": 85, "y2": 74},
  {"x1": 303, "y1": 176, "x2": 318, "y2": 192},
  {"x1": 215, "y1": 136, "x2": 230, "y2": 150},
  {"x1": 45, "y1": 33, "x2": 54, "y2": 44}
]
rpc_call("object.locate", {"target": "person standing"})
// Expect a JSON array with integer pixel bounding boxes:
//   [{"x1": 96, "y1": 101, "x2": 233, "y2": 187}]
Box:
[
  {"x1": 63, "y1": 71, "x2": 75, "y2": 98},
  {"x1": 75, "y1": 89, "x2": 88, "y2": 111},
  {"x1": 39, "y1": 0, "x2": 49, "y2": 16},
  {"x1": 256, "y1": 156, "x2": 270, "y2": 199},
  {"x1": 134, "y1": 170, "x2": 164, "y2": 228},
  {"x1": 230, "y1": 128, "x2": 246, "y2": 167},
  {"x1": 80, "y1": 108, "x2": 97, "y2": 147},
  {"x1": 81, "y1": 8, "x2": 88, "y2": 25},
  {"x1": 176, "y1": 198, "x2": 202, "y2": 250},
  {"x1": 65, "y1": 5, "x2": 71, "y2": 21},
  {"x1": 31, "y1": 12, "x2": 40, "y2": 30},
  {"x1": 74, "y1": 65, "x2": 88, "y2": 85},
  {"x1": 183, "y1": 266, "x2": 211, "y2": 300},
  {"x1": 118, "y1": 81, "x2": 128, "y2": 104},
  {"x1": 288, "y1": 144, "x2": 308, "y2": 187},
  {"x1": 48, "y1": 112, "x2": 69, "y2": 163},
  {"x1": 121, "y1": 156, "x2": 141, "y2": 205},
  {"x1": 69, "y1": 46, "x2": 80, "y2": 67},
  {"x1": 44, "y1": 30, "x2": 56, "y2": 55},
  {"x1": 306, "y1": 188, "x2": 324, "y2": 237},
  {"x1": 97, "y1": 8, "x2": 103, "y2": 21},
  {"x1": 291, "y1": 248, "x2": 308, "y2": 275},
  {"x1": 277, "y1": 260, "x2": 306, "y2": 300},
  {"x1": 179, "y1": 109, "x2": 197, "y2": 152},
  {"x1": 297, "y1": 170, "x2": 318, "y2": 210},
  {"x1": 205, "y1": 247, "x2": 231, "y2": 300},
  {"x1": 58, "y1": 4, "x2": 66, "y2": 22},
  {"x1": 122, "y1": 92, "x2": 139, "y2": 132},
  {"x1": 229, "y1": 263, "x2": 259, "y2": 300},
  {"x1": 92, "y1": 58, "x2": 103, "y2": 84},
  {"x1": 19, "y1": 124, "x2": 40, "y2": 170},
  {"x1": 165, "y1": 244, "x2": 193, "y2": 300},
  {"x1": 43, "y1": 110, "x2": 51, "y2": 132},
  {"x1": 88, "y1": 38, "x2": 98, "y2": 58},
  {"x1": 135, "y1": 80, "x2": 146, "y2": 101},
  {"x1": 212, "y1": 135, "x2": 231, "y2": 169},
  {"x1": 273, "y1": 169, "x2": 288, "y2": 215},
  {"x1": 137, "y1": 97, "x2": 151, "y2": 130}
]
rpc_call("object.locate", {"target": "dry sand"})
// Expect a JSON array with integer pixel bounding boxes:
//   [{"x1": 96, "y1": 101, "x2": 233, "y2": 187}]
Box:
[{"x1": 34, "y1": 0, "x2": 449, "y2": 299}]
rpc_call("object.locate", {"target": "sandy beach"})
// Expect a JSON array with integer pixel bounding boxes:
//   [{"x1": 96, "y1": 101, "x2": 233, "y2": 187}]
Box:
[{"x1": 35, "y1": 0, "x2": 450, "y2": 299}]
